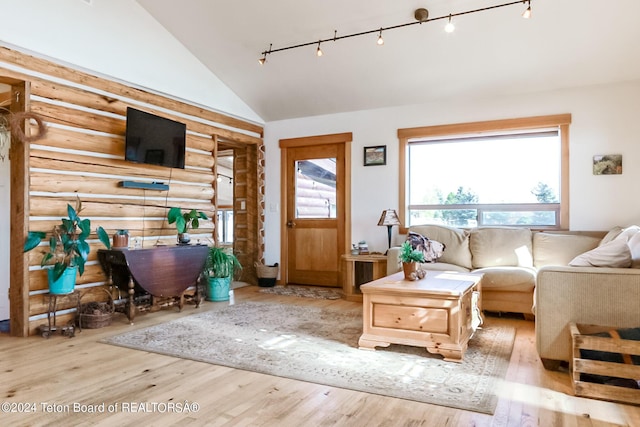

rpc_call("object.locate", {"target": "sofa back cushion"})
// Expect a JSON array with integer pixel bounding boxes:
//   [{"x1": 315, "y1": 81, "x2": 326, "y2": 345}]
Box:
[
  {"x1": 470, "y1": 227, "x2": 533, "y2": 268},
  {"x1": 533, "y1": 232, "x2": 601, "y2": 268},
  {"x1": 409, "y1": 225, "x2": 472, "y2": 269}
]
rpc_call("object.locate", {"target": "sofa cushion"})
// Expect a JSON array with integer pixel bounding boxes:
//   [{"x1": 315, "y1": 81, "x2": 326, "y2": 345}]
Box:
[
  {"x1": 533, "y1": 232, "x2": 601, "y2": 268},
  {"x1": 569, "y1": 239, "x2": 632, "y2": 268},
  {"x1": 473, "y1": 266, "x2": 536, "y2": 292},
  {"x1": 419, "y1": 262, "x2": 470, "y2": 273},
  {"x1": 470, "y1": 227, "x2": 533, "y2": 269},
  {"x1": 410, "y1": 225, "x2": 472, "y2": 269}
]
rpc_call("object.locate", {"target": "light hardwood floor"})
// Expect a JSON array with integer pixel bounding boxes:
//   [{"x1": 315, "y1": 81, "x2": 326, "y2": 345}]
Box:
[{"x1": 1, "y1": 286, "x2": 639, "y2": 427}]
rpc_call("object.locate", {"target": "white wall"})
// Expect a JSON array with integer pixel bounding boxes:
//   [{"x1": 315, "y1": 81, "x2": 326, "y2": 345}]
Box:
[
  {"x1": 263, "y1": 80, "x2": 640, "y2": 259},
  {"x1": 0, "y1": 0, "x2": 263, "y2": 124}
]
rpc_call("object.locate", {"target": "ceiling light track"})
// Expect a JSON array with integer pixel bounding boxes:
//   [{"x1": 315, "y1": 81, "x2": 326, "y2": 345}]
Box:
[{"x1": 259, "y1": 0, "x2": 533, "y2": 64}]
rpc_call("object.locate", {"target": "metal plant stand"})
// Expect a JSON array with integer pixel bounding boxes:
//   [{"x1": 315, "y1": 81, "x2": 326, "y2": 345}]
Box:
[{"x1": 38, "y1": 290, "x2": 81, "y2": 338}]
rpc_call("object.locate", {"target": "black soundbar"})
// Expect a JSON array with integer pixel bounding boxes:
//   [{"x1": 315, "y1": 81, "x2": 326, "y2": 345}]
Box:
[{"x1": 119, "y1": 181, "x2": 169, "y2": 191}]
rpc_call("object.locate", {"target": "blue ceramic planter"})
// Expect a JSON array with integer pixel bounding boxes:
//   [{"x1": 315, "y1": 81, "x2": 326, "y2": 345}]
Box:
[
  {"x1": 206, "y1": 276, "x2": 230, "y2": 302},
  {"x1": 48, "y1": 266, "x2": 77, "y2": 295}
]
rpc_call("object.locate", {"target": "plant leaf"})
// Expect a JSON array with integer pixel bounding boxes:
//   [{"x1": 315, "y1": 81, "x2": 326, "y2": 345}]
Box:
[
  {"x1": 167, "y1": 207, "x2": 181, "y2": 224},
  {"x1": 96, "y1": 226, "x2": 111, "y2": 249},
  {"x1": 67, "y1": 203, "x2": 78, "y2": 222},
  {"x1": 24, "y1": 231, "x2": 46, "y2": 252},
  {"x1": 77, "y1": 218, "x2": 91, "y2": 240}
]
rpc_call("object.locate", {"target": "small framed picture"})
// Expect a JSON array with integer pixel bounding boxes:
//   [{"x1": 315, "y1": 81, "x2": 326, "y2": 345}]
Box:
[
  {"x1": 593, "y1": 154, "x2": 622, "y2": 175},
  {"x1": 364, "y1": 145, "x2": 386, "y2": 166}
]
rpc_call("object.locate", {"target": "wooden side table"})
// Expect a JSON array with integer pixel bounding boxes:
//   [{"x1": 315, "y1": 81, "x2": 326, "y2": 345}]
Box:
[{"x1": 340, "y1": 254, "x2": 387, "y2": 302}]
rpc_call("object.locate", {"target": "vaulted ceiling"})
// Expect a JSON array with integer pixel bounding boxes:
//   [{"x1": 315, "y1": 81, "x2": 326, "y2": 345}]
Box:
[{"x1": 136, "y1": 0, "x2": 640, "y2": 122}]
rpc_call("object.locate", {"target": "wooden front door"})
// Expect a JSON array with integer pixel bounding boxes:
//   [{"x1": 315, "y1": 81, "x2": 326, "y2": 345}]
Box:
[{"x1": 280, "y1": 133, "x2": 351, "y2": 287}]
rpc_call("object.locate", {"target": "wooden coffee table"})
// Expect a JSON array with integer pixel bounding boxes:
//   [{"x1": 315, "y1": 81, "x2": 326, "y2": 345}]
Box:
[{"x1": 358, "y1": 270, "x2": 483, "y2": 362}]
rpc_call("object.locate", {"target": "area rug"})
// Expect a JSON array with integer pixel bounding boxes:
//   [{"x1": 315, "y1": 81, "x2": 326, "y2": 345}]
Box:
[
  {"x1": 258, "y1": 285, "x2": 342, "y2": 300},
  {"x1": 102, "y1": 301, "x2": 514, "y2": 414}
]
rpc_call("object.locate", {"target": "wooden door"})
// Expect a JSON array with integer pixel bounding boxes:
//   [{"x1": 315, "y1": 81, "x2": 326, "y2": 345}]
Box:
[{"x1": 280, "y1": 134, "x2": 351, "y2": 287}]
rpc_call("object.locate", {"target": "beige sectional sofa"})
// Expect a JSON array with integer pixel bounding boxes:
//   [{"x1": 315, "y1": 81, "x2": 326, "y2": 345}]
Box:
[
  {"x1": 387, "y1": 224, "x2": 640, "y2": 369},
  {"x1": 387, "y1": 224, "x2": 602, "y2": 317}
]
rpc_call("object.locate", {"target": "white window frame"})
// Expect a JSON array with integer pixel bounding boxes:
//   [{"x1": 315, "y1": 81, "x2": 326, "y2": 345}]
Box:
[{"x1": 397, "y1": 114, "x2": 571, "y2": 232}]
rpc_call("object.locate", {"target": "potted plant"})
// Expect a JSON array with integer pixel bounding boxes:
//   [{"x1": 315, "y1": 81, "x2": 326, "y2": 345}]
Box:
[
  {"x1": 24, "y1": 199, "x2": 110, "y2": 294},
  {"x1": 203, "y1": 246, "x2": 242, "y2": 301},
  {"x1": 399, "y1": 241, "x2": 426, "y2": 281},
  {"x1": 167, "y1": 207, "x2": 208, "y2": 244}
]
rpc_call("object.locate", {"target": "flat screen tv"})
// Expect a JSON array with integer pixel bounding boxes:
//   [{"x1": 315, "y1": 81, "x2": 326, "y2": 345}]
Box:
[{"x1": 125, "y1": 107, "x2": 186, "y2": 169}]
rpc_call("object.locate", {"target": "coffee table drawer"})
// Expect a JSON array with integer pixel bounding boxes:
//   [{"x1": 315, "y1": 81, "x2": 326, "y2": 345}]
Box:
[{"x1": 373, "y1": 304, "x2": 448, "y2": 334}]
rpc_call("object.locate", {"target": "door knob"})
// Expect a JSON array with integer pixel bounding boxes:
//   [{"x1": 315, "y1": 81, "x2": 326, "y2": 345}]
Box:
[{"x1": 286, "y1": 220, "x2": 296, "y2": 228}]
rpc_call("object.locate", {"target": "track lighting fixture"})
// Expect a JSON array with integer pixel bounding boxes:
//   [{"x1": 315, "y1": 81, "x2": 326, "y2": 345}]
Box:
[
  {"x1": 522, "y1": 0, "x2": 532, "y2": 19},
  {"x1": 258, "y1": 0, "x2": 534, "y2": 63},
  {"x1": 444, "y1": 14, "x2": 455, "y2": 33}
]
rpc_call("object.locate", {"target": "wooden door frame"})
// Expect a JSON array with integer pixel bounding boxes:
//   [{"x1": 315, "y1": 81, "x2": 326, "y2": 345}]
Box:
[
  {"x1": 4, "y1": 78, "x2": 30, "y2": 337},
  {"x1": 279, "y1": 132, "x2": 352, "y2": 286}
]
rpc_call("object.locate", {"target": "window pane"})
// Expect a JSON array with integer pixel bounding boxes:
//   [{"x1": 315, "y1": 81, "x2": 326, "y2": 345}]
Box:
[
  {"x1": 408, "y1": 131, "x2": 561, "y2": 227},
  {"x1": 409, "y1": 134, "x2": 560, "y2": 205},
  {"x1": 225, "y1": 210, "x2": 234, "y2": 242},
  {"x1": 410, "y1": 208, "x2": 478, "y2": 228},
  {"x1": 481, "y1": 210, "x2": 556, "y2": 226},
  {"x1": 295, "y1": 158, "x2": 337, "y2": 219}
]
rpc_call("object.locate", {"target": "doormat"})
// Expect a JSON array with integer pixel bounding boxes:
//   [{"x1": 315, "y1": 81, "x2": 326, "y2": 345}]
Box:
[{"x1": 102, "y1": 301, "x2": 515, "y2": 414}]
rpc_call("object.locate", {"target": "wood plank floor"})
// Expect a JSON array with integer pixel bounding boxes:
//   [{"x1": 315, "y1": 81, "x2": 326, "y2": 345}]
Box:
[{"x1": 1, "y1": 285, "x2": 639, "y2": 427}]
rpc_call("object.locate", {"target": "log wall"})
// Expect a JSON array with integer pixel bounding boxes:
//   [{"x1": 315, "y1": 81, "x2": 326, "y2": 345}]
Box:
[{"x1": 0, "y1": 46, "x2": 264, "y2": 336}]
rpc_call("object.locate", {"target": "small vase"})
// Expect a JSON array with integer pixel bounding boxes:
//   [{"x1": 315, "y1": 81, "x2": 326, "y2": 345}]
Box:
[
  {"x1": 112, "y1": 232, "x2": 129, "y2": 249},
  {"x1": 177, "y1": 233, "x2": 191, "y2": 245}
]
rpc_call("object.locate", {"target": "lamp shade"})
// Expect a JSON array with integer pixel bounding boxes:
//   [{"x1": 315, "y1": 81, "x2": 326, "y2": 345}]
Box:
[{"x1": 378, "y1": 209, "x2": 401, "y2": 227}]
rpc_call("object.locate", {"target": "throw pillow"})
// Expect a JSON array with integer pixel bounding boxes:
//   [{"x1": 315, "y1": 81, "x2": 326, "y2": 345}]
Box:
[
  {"x1": 614, "y1": 225, "x2": 640, "y2": 243},
  {"x1": 627, "y1": 231, "x2": 640, "y2": 268},
  {"x1": 406, "y1": 231, "x2": 445, "y2": 263},
  {"x1": 569, "y1": 239, "x2": 632, "y2": 268},
  {"x1": 599, "y1": 226, "x2": 624, "y2": 246}
]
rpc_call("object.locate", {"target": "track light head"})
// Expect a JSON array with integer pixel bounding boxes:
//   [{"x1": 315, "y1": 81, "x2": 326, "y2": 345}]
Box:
[
  {"x1": 522, "y1": 0, "x2": 532, "y2": 19},
  {"x1": 258, "y1": 56, "x2": 266, "y2": 65},
  {"x1": 444, "y1": 14, "x2": 455, "y2": 33}
]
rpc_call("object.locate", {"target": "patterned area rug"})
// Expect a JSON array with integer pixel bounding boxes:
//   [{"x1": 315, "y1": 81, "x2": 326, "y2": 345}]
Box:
[
  {"x1": 258, "y1": 285, "x2": 343, "y2": 300},
  {"x1": 102, "y1": 301, "x2": 514, "y2": 414}
]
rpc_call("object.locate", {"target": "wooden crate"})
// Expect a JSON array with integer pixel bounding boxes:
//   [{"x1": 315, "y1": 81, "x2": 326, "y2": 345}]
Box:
[{"x1": 570, "y1": 323, "x2": 640, "y2": 405}]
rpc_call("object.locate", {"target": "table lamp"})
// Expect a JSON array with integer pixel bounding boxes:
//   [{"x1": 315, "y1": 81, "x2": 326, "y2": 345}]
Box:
[{"x1": 377, "y1": 209, "x2": 402, "y2": 252}]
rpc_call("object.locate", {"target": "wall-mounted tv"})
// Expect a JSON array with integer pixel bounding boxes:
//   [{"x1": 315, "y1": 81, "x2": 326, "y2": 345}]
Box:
[{"x1": 125, "y1": 107, "x2": 186, "y2": 169}]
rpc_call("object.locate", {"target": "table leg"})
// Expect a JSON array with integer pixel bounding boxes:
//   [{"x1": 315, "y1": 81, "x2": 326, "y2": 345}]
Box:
[{"x1": 127, "y1": 277, "x2": 136, "y2": 324}]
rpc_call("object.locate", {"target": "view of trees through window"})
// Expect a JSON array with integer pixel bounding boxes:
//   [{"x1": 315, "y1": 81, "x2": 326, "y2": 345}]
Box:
[{"x1": 408, "y1": 131, "x2": 561, "y2": 228}]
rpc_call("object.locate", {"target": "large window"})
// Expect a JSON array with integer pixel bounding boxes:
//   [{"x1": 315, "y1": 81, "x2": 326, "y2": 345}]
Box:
[{"x1": 398, "y1": 115, "x2": 571, "y2": 230}]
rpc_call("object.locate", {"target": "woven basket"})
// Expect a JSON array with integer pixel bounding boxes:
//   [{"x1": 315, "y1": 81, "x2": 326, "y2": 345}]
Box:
[
  {"x1": 255, "y1": 262, "x2": 279, "y2": 279},
  {"x1": 78, "y1": 288, "x2": 115, "y2": 329}
]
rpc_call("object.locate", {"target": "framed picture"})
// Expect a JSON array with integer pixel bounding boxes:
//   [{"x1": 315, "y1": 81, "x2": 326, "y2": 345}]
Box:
[
  {"x1": 593, "y1": 154, "x2": 622, "y2": 175},
  {"x1": 364, "y1": 145, "x2": 386, "y2": 166}
]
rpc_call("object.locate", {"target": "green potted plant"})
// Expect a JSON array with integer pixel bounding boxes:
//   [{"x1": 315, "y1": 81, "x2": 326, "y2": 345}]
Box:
[
  {"x1": 24, "y1": 199, "x2": 110, "y2": 294},
  {"x1": 203, "y1": 246, "x2": 242, "y2": 301},
  {"x1": 167, "y1": 207, "x2": 208, "y2": 244},
  {"x1": 399, "y1": 241, "x2": 425, "y2": 281}
]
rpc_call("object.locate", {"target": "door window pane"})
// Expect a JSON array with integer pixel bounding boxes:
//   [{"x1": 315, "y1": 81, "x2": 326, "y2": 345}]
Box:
[{"x1": 295, "y1": 158, "x2": 337, "y2": 219}]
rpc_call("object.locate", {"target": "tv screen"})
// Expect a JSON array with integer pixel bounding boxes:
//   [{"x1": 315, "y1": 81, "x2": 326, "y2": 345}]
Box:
[{"x1": 125, "y1": 107, "x2": 186, "y2": 169}]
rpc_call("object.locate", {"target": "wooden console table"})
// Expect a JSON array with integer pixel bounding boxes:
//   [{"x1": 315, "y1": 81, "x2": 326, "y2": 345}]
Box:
[
  {"x1": 340, "y1": 254, "x2": 387, "y2": 302},
  {"x1": 98, "y1": 245, "x2": 208, "y2": 322}
]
